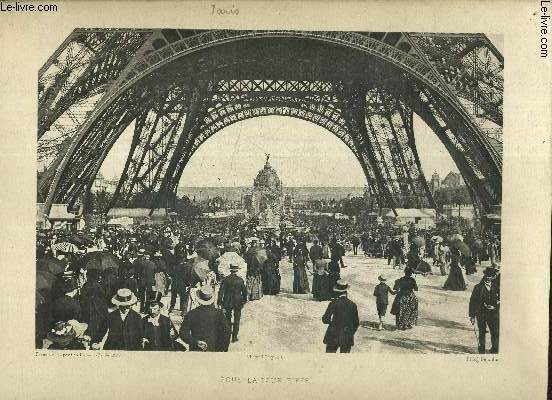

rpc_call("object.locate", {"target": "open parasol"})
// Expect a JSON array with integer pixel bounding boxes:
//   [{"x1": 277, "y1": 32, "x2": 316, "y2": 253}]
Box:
[
  {"x1": 82, "y1": 251, "x2": 120, "y2": 272},
  {"x1": 36, "y1": 270, "x2": 56, "y2": 291},
  {"x1": 450, "y1": 239, "x2": 472, "y2": 257},
  {"x1": 217, "y1": 251, "x2": 247, "y2": 280},
  {"x1": 36, "y1": 256, "x2": 65, "y2": 276},
  {"x1": 68, "y1": 234, "x2": 95, "y2": 248},
  {"x1": 247, "y1": 248, "x2": 268, "y2": 269}
]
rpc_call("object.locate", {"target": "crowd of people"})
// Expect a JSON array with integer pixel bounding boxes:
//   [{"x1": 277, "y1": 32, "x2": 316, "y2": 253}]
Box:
[{"x1": 36, "y1": 216, "x2": 501, "y2": 354}]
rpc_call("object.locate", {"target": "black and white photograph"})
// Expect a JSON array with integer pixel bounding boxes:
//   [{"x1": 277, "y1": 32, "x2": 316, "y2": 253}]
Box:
[{"x1": 35, "y1": 28, "x2": 504, "y2": 355}]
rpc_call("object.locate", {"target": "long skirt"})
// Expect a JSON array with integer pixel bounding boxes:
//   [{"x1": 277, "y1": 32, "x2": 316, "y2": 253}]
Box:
[
  {"x1": 270, "y1": 269, "x2": 281, "y2": 295},
  {"x1": 261, "y1": 267, "x2": 273, "y2": 295},
  {"x1": 312, "y1": 274, "x2": 330, "y2": 301},
  {"x1": 293, "y1": 265, "x2": 310, "y2": 294},
  {"x1": 443, "y1": 265, "x2": 467, "y2": 291},
  {"x1": 391, "y1": 292, "x2": 418, "y2": 329},
  {"x1": 246, "y1": 275, "x2": 263, "y2": 300}
]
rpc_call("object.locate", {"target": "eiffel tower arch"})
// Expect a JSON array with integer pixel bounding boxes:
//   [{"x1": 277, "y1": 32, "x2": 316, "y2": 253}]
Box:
[{"x1": 38, "y1": 29, "x2": 503, "y2": 216}]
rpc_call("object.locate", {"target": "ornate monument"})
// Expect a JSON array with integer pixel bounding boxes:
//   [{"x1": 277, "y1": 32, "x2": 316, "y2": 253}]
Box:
[{"x1": 244, "y1": 154, "x2": 285, "y2": 228}]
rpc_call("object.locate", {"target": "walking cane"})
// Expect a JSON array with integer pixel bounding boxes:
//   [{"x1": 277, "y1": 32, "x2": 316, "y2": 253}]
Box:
[{"x1": 470, "y1": 319, "x2": 479, "y2": 348}]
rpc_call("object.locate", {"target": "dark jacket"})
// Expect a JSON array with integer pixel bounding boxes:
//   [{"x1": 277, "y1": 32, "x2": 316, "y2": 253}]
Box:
[
  {"x1": 172, "y1": 261, "x2": 192, "y2": 292},
  {"x1": 135, "y1": 258, "x2": 156, "y2": 288},
  {"x1": 51, "y1": 295, "x2": 81, "y2": 322},
  {"x1": 309, "y1": 244, "x2": 323, "y2": 261},
  {"x1": 104, "y1": 309, "x2": 144, "y2": 351},
  {"x1": 322, "y1": 295, "x2": 359, "y2": 346},
  {"x1": 469, "y1": 280, "x2": 500, "y2": 318},
  {"x1": 179, "y1": 304, "x2": 231, "y2": 352},
  {"x1": 373, "y1": 282, "x2": 394, "y2": 305},
  {"x1": 142, "y1": 314, "x2": 175, "y2": 351},
  {"x1": 218, "y1": 274, "x2": 247, "y2": 310},
  {"x1": 79, "y1": 280, "x2": 108, "y2": 343}
]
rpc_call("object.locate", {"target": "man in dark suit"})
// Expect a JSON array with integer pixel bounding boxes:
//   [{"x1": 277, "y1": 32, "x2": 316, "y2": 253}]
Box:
[
  {"x1": 51, "y1": 278, "x2": 81, "y2": 322},
  {"x1": 322, "y1": 280, "x2": 359, "y2": 353},
  {"x1": 134, "y1": 249, "x2": 156, "y2": 313},
  {"x1": 218, "y1": 265, "x2": 247, "y2": 342},
  {"x1": 469, "y1": 267, "x2": 500, "y2": 354},
  {"x1": 309, "y1": 239, "x2": 323, "y2": 263},
  {"x1": 168, "y1": 248, "x2": 191, "y2": 313},
  {"x1": 179, "y1": 285, "x2": 231, "y2": 352},
  {"x1": 142, "y1": 299, "x2": 177, "y2": 351},
  {"x1": 103, "y1": 288, "x2": 143, "y2": 351}
]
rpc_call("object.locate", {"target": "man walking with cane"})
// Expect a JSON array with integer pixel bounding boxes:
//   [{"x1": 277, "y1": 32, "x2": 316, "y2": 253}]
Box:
[{"x1": 468, "y1": 267, "x2": 500, "y2": 354}]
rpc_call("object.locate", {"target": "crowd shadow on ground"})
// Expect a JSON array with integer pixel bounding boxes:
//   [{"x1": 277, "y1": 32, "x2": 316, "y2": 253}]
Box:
[
  {"x1": 367, "y1": 336, "x2": 476, "y2": 354},
  {"x1": 417, "y1": 316, "x2": 472, "y2": 331},
  {"x1": 359, "y1": 320, "x2": 397, "y2": 331}
]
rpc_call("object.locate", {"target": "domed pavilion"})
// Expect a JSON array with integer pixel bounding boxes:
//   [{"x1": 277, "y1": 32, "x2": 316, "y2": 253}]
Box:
[{"x1": 244, "y1": 154, "x2": 285, "y2": 228}]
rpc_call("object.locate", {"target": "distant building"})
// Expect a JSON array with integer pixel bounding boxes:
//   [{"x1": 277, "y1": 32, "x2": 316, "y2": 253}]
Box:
[
  {"x1": 106, "y1": 208, "x2": 175, "y2": 225},
  {"x1": 384, "y1": 208, "x2": 437, "y2": 229},
  {"x1": 430, "y1": 171, "x2": 471, "y2": 207},
  {"x1": 37, "y1": 203, "x2": 84, "y2": 231},
  {"x1": 430, "y1": 171, "x2": 440, "y2": 194},
  {"x1": 441, "y1": 171, "x2": 463, "y2": 188},
  {"x1": 442, "y1": 204, "x2": 476, "y2": 222}
]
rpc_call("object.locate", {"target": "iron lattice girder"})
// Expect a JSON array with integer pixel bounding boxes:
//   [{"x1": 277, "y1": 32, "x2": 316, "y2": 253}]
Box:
[
  {"x1": 363, "y1": 87, "x2": 434, "y2": 208},
  {"x1": 407, "y1": 33, "x2": 503, "y2": 128},
  {"x1": 391, "y1": 81, "x2": 501, "y2": 209},
  {"x1": 166, "y1": 80, "x2": 389, "y2": 204},
  {"x1": 38, "y1": 30, "x2": 151, "y2": 138},
  {"x1": 111, "y1": 84, "x2": 190, "y2": 206},
  {"x1": 40, "y1": 29, "x2": 503, "y2": 214}
]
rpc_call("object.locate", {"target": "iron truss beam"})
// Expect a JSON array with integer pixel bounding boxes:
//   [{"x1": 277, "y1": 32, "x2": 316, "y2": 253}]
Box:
[{"x1": 39, "y1": 30, "x2": 503, "y2": 215}]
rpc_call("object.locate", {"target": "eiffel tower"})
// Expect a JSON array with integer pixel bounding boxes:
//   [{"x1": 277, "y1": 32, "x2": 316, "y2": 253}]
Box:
[{"x1": 38, "y1": 29, "x2": 503, "y2": 216}]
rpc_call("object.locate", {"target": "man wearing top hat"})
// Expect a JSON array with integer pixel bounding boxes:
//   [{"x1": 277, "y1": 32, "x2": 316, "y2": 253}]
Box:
[
  {"x1": 217, "y1": 264, "x2": 248, "y2": 343},
  {"x1": 179, "y1": 285, "x2": 231, "y2": 352},
  {"x1": 103, "y1": 288, "x2": 143, "y2": 351},
  {"x1": 468, "y1": 267, "x2": 500, "y2": 354},
  {"x1": 322, "y1": 280, "x2": 359, "y2": 353}
]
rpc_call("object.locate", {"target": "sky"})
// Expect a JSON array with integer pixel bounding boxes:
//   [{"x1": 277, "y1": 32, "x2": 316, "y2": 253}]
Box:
[{"x1": 100, "y1": 114, "x2": 458, "y2": 187}]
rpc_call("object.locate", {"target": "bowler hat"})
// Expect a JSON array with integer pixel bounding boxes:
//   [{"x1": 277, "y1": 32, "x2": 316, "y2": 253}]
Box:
[{"x1": 483, "y1": 267, "x2": 497, "y2": 278}]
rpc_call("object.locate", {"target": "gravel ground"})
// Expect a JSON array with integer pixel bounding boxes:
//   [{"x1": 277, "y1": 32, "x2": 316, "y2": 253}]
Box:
[{"x1": 164, "y1": 253, "x2": 493, "y2": 354}]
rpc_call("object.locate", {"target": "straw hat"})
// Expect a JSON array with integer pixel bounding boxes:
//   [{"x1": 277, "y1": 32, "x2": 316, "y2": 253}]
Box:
[
  {"x1": 378, "y1": 274, "x2": 387, "y2": 282},
  {"x1": 111, "y1": 288, "x2": 138, "y2": 306},
  {"x1": 196, "y1": 285, "x2": 215, "y2": 306}
]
